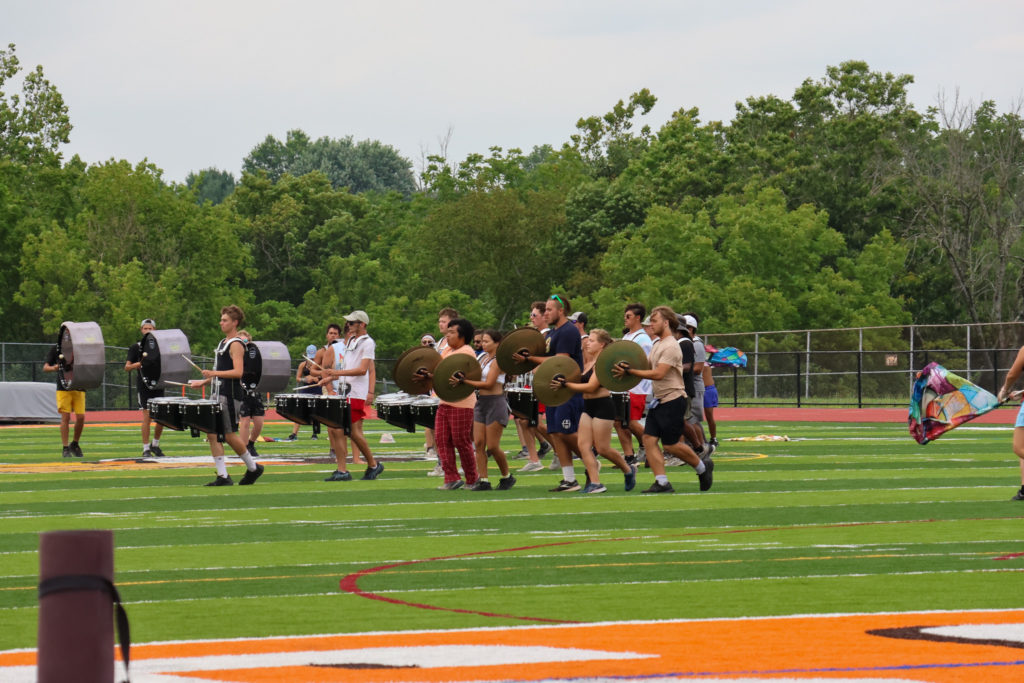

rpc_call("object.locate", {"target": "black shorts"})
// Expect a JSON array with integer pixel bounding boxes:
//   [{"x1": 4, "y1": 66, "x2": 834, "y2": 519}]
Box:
[
  {"x1": 218, "y1": 395, "x2": 242, "y2": 437},
  {"x1": 137, "y1": 387, "x2": 166, "y2": 410},
  {"x1": 583, "y1": 396, "x2": 617, "y2": 421},
  {"x1": 239, "y1": 394, "x2": 265, "y2": 418},
  {"x1": 644, "y1": 396, "x2": 689, "y2": 446}
]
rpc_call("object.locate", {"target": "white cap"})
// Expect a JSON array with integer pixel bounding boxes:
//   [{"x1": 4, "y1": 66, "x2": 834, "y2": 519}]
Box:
[
  {"x1": 682, "y1": 314, "x2": 698, "y2": 330},
  {"x1": 344, "y1": 310, "x2": 369, "y2": 324}
]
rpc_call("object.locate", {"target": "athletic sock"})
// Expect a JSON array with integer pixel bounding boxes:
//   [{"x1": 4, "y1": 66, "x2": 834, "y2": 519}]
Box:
[
  {"x1": 655, "y1": 474, "x2": 669, "y2": 486},
  {"x1": 214, "y1": 456, "x2": 228, "y2": 478},
  {"x1": 142, "y1": 444, "x2": 151, "y2": 453},
  {"x1": 239, "y1": 450, "x2": 257, "y2": 470},
  {"x1": 694, "y1": 460, "x2": 706, "y2": 475},
  {"x1": 561, "y1": 466, "x2": 577, "y2": 482},
  {"x1": 151, "y1": 439, "x2": 160, "y2": 447}
]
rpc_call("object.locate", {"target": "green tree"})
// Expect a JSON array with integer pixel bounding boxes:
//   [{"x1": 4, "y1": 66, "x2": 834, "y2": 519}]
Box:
[
  {"x1": 186, "y1": 167, "x2": 236, "y2": 205},
  {"x1": 895, "y1": 98, "x2": 1024, "y2": 337},
  {"x1": 242, "y1": 129, "x2": 415, "y2": 196},
  {"x1": 0, "y1": 43, "x2": 74, "y2": 330},
  {"x1": 570, "y1": 89, "x2": 658, "y2": 179}
]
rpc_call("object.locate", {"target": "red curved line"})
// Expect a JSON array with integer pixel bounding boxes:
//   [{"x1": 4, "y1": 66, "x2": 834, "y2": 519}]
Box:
[
  {"x1": 339, "y1": 518, "x2": 1021, "y2": 622},
  {"x1": 339, "y1": 541, "x2": 585, "y2": 624}
]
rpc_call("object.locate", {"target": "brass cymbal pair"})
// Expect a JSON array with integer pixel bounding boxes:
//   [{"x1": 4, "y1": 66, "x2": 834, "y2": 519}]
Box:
[
  {"x1": 393, "y1": 346, "x2": 481, "y2": 402},
  {"x1": 533, "y1": 340, "x2": 651, "y2": 406}
]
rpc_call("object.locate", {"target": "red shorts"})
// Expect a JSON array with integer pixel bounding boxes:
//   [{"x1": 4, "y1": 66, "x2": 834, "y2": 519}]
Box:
[
  {"x1": 349, "y1": 398, "x2": 366, "y2": 423},
  {"x1": 629, "y1": 393, "x2": 646, "y2": 421}
]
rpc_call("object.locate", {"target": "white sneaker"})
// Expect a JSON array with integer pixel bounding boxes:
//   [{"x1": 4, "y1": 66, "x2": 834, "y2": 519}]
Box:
[
  {"x1": 425, "y1": 446, "x2": 438, "y2": 460},
  {"x1": 548, "y1": 458, "x2": 560, "y2": 470},
  {"x1": 663, "y1": 455, "x2": 685, "y2": 467},
  {"x1": 637, "y1": 446, "x2": 646, "y2": 463},
  {"x1": 426, "y1": 463, "x2": 445, "y2": 477},
  {"x1": 519, "y1": 461, "x2": 544, "y2": 472}
]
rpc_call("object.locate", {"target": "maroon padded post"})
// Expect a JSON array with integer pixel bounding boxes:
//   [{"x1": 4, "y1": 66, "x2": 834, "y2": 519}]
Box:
[{"x1": 38, "y1": 530, "x2": 115, "y2": 683}]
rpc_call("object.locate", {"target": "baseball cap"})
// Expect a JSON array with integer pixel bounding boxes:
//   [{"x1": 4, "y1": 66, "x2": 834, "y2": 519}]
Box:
[
  {"x1": 682, "y1": 314, "x2": 698, "y2": 330},
  {"x1": 568, "y1": 311, "x2": 588, "y2": 325},
  {"x1": 641, "y1": 315, "x2": 653, "y2": 325},
  {"x1": 140, "y1": 318, "x2": 155, "y2": 327},
  {"x1": 305, "y1": 344, "x2": 317, "y2": 357},
  {"x1": 344, "y1": 310, "x2": 369, "y2": 324}
]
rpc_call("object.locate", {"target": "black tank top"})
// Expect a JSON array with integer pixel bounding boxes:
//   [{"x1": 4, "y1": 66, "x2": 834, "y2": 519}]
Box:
[{"x1": 215, "y1": 338, "x2": 244, "y2": 400}]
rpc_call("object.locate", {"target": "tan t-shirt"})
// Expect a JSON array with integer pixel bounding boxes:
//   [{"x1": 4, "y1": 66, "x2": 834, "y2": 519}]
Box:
[
  {"x1": 649, "y1": 337, "x2": 686, "y2": 402},
  {"x1": 440, "y1": 344, "x2": 477, "y2": 409}
]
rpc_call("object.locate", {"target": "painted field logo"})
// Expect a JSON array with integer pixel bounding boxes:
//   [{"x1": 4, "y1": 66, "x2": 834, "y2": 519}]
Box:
[{"x1": 2, "y1": 611, "x2": 1023, "y2": 682}]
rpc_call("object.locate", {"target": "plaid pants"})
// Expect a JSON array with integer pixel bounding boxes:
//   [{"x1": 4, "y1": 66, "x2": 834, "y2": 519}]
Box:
[{"x1": 435, "y1": 404, "x2": 477, "y2": 485}]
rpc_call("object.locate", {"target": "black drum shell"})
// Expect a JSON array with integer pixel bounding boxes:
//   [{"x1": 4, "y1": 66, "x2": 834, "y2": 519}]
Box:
[
  {"x1": 275, "y1": 393, "x2": 313, "y2": 425},
  {"x1": 56, "y1": 322, "x2": 106, "y2": 391},
  {"x1": 140, "y1": 329, "x2": 192, "y2": 390},
  {"x1": 148, "y1": 397, "x2": 187, "y2": 431}
]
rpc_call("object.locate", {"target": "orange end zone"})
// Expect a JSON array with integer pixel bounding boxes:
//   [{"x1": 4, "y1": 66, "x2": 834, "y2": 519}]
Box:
[{"x1": 2, "y1": 610, "x2": 1023, "y2": 682}]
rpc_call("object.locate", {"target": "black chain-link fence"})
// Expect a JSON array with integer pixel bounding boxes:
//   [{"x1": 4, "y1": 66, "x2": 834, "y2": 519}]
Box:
[{"x1": 5, "y1": 321, "x2": 1023, "y2": 410}]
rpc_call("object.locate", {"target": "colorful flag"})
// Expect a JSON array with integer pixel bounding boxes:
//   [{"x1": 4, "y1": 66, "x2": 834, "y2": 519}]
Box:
[
  {"x1": 908, "y1": 362, "x2": 1000, "y2": 444},
  {"x1": 709, "y1": 346, "x2": 747, "y2": 368}
]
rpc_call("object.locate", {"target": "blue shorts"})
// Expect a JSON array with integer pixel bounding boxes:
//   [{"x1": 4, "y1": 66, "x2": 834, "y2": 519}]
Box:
[
  {"x1": 547, "y1": 393, "x2": 583, "y2": 434},
  {"x1": 704, "y1": 385, "x2": 719, "y2": 409},
  {"x1": 1016, "y1": 403, "x2": 1024, "y2": 428}
]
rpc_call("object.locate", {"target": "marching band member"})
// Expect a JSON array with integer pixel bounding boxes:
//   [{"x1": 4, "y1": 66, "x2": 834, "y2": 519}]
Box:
[
  {"x1": 612, "y1": 306, "x2": 713, "y2": 494},
  {"x1": 420, "y1": 317, "x2": 479, "y2": 489},
  {"x1": 452, "y1": 329, "x2": 515, "y2": 491},
  {"x1": 615, "y1": 303, "x2": 653, "y2": 465},
  {"x1": 188, "y1": 305, "x2": 264, "y2": 487},
  {"x1": 552, "y1": 328, "x2": 637, "y2": 493},
  {"x1": 124, "y1": 318, "x2": 165, "y2": 458}
]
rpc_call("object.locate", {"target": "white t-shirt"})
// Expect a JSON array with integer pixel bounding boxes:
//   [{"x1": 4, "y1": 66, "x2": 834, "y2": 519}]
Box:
[
  {"x1": 623, "y1": 328, "x2": 653, "y2": 397},
  {"x1": 342, "y1": 334, "x2": 375, "y2": 400}
]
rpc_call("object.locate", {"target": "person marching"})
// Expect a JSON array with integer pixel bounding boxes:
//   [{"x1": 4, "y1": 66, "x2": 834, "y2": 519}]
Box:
[
  {"x1": 188, "y1": 305, "x2": 264, "y2": 487},
  {"x1": 318, "y1": 310, "x2": 384, "y2": 481},
  {"x1": 515, "y1": 294, "x2": 585, "y2": 492},
  {"x1": 419, "y1": 317, "x2": 479, "y2": 489},
  {"x1": 612, "y1": 306, "x2": 713, "y2": 493},
  {"x1": 43, "y1": 341, "x2": 86, "y2": 458},
  {"x1": 124, "y1": 318, "x2": 166, "y2": 457},
  {"x1": 425, "y1": 308, "x2": 458, "y2": 476},
  {"x1": 552, "y1": 328, "x2": 638, "y2": 493},
  {"x1": 615, "y1": 302, "x2": 653, "y2": 465},
  {"x1": 997, "y1": 344, "x2": 1024, "y2": 501},
  {"x1": 451, "y1": 329, "x2": 515, "y2": 491}
]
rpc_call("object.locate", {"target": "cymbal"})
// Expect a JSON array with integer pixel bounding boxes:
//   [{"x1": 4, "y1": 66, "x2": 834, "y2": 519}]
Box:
[
  {"x1": 432, "y1": 353, "x2": 482, "y2": 403},
  {"x1": 595, "y1": 340, "x2": 650, "y2": 392},
  {"x1": 532, "y1": 356, "x2": 581, "y2": 407},
  {"x1": 393, "y1": 346, "x2": 441, "y2": 395},
  {"x1": 495, "y1": 327, "x2": 546, "y2": 375}
]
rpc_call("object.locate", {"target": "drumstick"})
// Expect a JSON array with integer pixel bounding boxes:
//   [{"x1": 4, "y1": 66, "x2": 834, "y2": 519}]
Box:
[
  {"x1": 182, "y1": 355, "x2": 204, "y2": 372},
  {"x1": 303, "y1": 355, "x2": 324, "y2": 370},
  {"x1": 161, "y1": 380, "x2": 190, "y2": 387}
]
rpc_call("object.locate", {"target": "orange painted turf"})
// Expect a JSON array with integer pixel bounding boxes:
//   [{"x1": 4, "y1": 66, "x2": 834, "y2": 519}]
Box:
[{"x1": 4, "y1": 611, "x2": 1024, "y2": 681}]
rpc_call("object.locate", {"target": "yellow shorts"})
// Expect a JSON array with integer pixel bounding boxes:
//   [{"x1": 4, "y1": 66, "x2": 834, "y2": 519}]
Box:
[{"x1": 56, "y1": 390, "x2": 86, "y2": 414}]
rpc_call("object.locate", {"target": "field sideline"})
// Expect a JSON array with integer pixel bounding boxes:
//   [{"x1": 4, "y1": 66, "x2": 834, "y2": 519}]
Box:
[{"x1": 1, "y1": 413, "x2": 1023, "y2": 681}]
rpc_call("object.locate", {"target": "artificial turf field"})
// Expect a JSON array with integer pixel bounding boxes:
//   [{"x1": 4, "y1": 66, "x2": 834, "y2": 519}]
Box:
[{"x1": 1, "y1": 417, "x2": 1023, "y2": 682}]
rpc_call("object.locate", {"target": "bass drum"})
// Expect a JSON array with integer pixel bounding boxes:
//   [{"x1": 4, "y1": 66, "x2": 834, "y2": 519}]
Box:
[
  {"x1": 56, "y1": 321, "x2": 106, "y2": 391},
  {"x1": 139, "y1": 329, "x2": 192, "y2": 390},
  {"x1": 241, "y1": 341, "x2": 292, "y2": 394}
]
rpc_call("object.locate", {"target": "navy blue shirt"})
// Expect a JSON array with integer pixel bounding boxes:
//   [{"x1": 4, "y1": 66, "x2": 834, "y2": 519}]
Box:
[{"x1": 546, "y1": 320, "x2": 583, "y2": 370}]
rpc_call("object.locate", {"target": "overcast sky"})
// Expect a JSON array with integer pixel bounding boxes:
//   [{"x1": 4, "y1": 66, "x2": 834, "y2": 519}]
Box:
[{"x1": 6, "y1": 0, "x2": 1024, "y2": 183}]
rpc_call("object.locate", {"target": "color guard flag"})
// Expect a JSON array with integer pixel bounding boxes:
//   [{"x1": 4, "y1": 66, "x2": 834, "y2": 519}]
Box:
[{"x1": 908, "y1": 362, "x2": 1000, "y2": 444}]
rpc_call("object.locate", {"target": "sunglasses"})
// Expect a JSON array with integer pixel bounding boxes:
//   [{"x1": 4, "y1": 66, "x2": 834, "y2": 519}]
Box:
[{"x1": 550, "y1": 294, "x2": 564, "y2": 306}]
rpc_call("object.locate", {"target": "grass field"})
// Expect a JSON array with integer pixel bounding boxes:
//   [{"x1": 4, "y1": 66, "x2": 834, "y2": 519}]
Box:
[{"x1": 2, "y1": 417, "x2": 1024, "y2": 681}]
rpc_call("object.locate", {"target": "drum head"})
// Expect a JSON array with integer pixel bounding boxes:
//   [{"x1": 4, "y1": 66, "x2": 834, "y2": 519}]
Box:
[
  {"x1": 432, "y1": 353, "x2": 482, "y2": 403},
  {"x1": 393, "y1": 346, "x2": 441, "y2": 395},
  {"x1": 533, "y1": 356, "x2": 581, "y2": 407},
  {"x1": 495, "y1": 328, "x2": 546, "y2": 376},
  {"x1": 595, "y1": 340, "x2": 650, "y2": 392}
]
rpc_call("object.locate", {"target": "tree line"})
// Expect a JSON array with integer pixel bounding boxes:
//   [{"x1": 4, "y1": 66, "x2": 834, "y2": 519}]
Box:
[{"x1": 2, "y1": 43, "x2": 1022, "y2": 360}]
